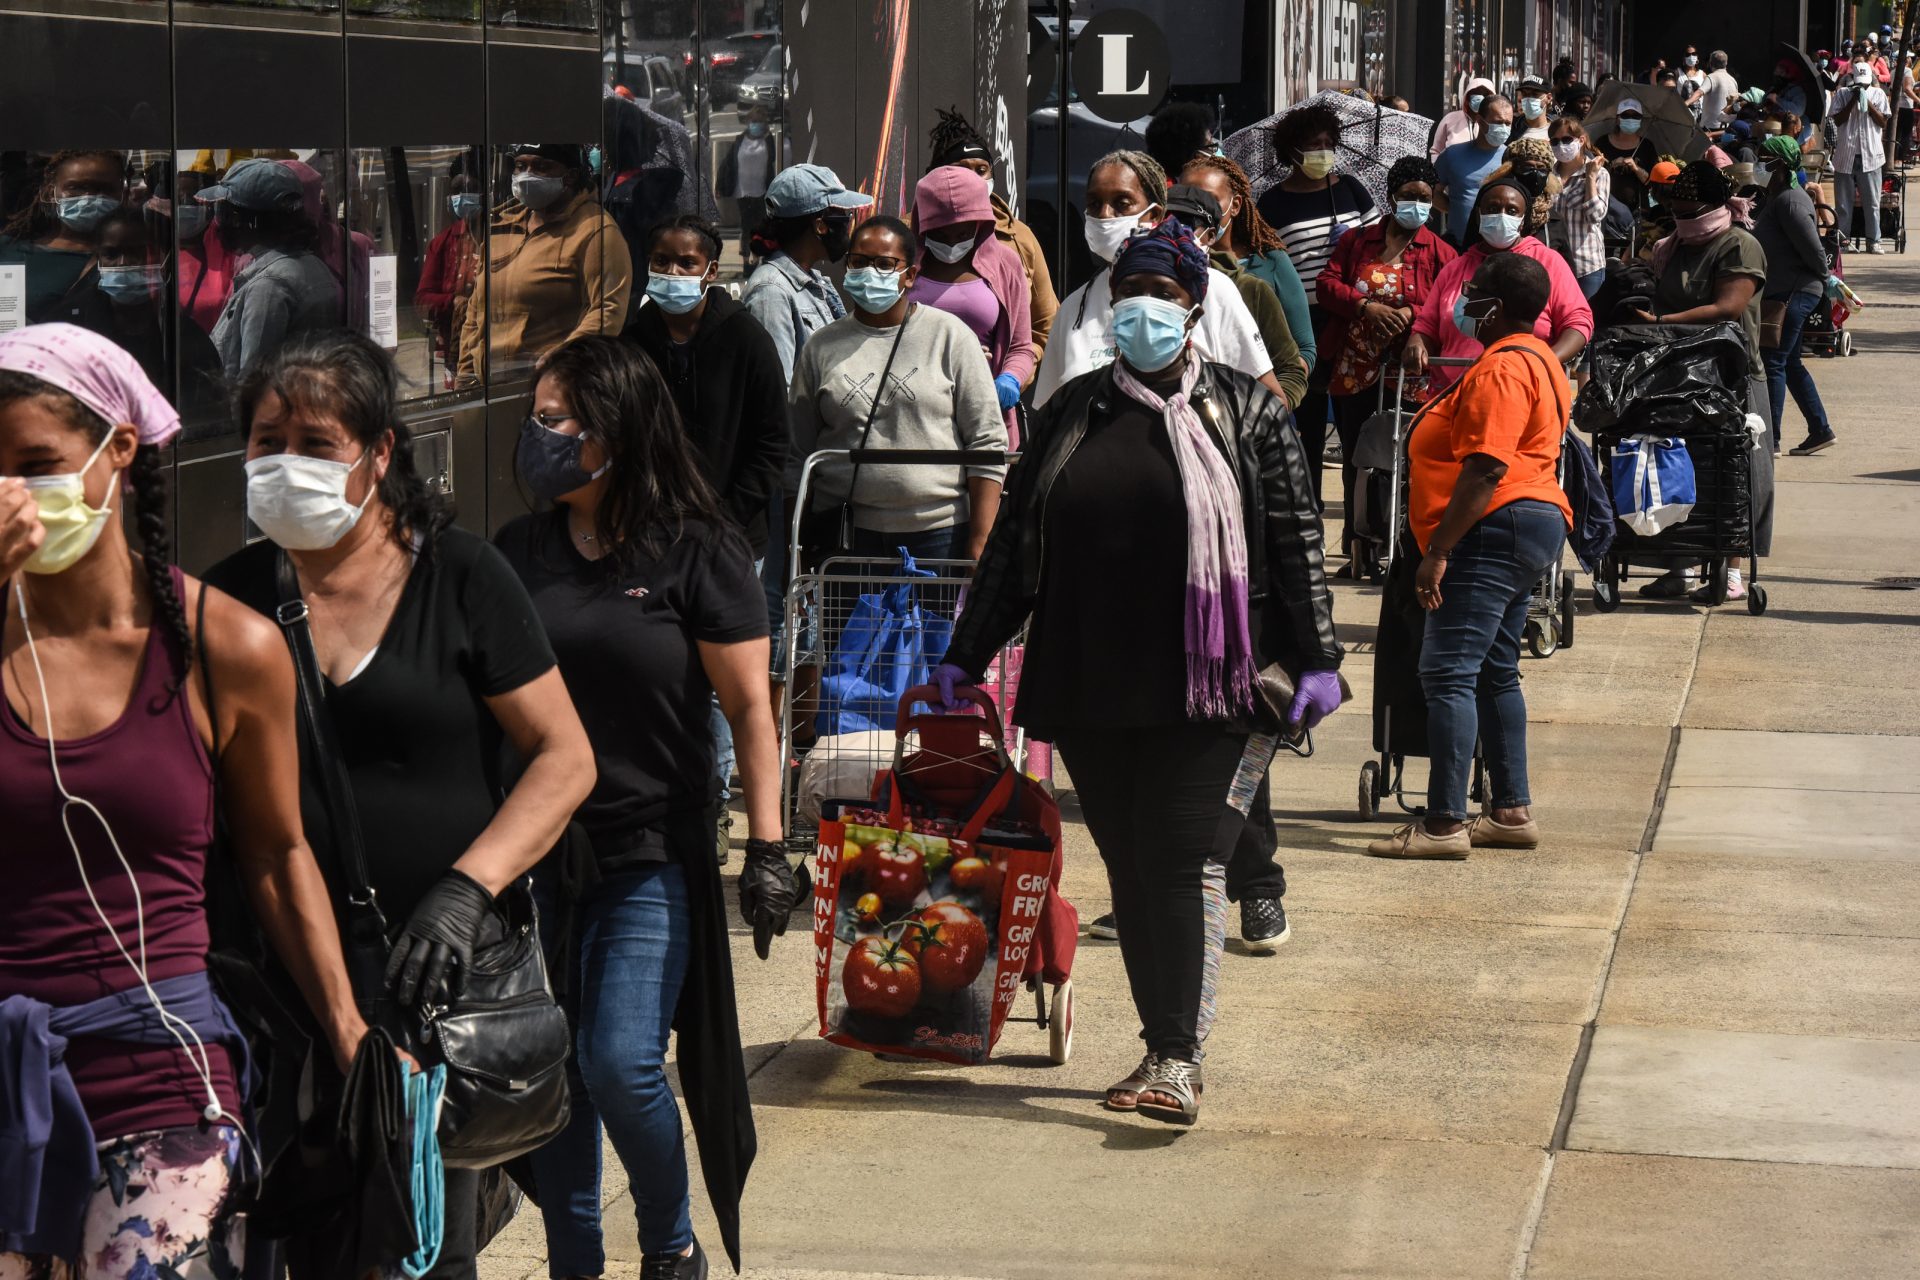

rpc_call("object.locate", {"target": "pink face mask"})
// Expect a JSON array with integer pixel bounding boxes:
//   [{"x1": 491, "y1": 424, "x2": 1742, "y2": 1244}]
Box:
[{"x1": 1674, "y1": 206, "x2": 1734, "y2": 244}]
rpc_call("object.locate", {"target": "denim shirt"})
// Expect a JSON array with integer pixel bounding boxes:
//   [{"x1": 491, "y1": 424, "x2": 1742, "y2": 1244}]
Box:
[{"x1": 740, "y1": 251, "x2": 845, "y2": 381}]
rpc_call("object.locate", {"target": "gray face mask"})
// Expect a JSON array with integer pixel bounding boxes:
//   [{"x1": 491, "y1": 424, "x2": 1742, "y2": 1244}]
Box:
[{"x1": 512, "y1": 172, "x2": 567, "y2": 210}]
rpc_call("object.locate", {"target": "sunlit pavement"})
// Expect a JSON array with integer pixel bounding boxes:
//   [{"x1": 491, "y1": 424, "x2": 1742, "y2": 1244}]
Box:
[{"x1": 481, "y1": 248, "x2": 1920, "y2": 1279}]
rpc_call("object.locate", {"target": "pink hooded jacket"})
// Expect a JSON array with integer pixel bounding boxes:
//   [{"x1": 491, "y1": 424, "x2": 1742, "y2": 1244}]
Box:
[{"x1": 911, "y1": 167, "x2": 1037, "y2": 427}]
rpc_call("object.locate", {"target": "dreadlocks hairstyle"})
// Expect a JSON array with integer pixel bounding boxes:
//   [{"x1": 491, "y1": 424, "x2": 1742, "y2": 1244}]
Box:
[
  {"x1": 927, "y1": 106, "x2": 995, "y2": 171},
  {"x1": 1089, "y1": 150, "x2": 1168, "y2": 204},
  {"x1": 0, "y1": 370, "x2": 190, "y2": 693},
  {"x1": 3, "y1": 149, "x2": 128, "y2": 239},
  {"x1": 1180, "y1": 154, "x2": 1285, "y2": 256}
]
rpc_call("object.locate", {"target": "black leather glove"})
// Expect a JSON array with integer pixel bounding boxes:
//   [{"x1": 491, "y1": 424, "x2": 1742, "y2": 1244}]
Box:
[
  {"x1": 738, "y1": 838, "x2": 800, "y2": 960},
  {"x1": 386, "y1": 869, "x2": 496, "y2": 1011}
]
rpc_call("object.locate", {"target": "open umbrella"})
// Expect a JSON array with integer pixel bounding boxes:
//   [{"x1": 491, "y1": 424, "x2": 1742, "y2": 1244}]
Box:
[
  {"x1": 1773, "y1": 42, "x2": 1828, "y2": 123},
  {"x1": 1583, "y1": 81, "x2": 1705, "y2": 164},
  {"x1": 1223, "y1": 90, "x2": 1436, "y2": 214}
]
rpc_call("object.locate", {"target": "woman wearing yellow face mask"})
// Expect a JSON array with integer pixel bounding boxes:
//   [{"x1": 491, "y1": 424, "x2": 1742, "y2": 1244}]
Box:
[
  {"x1": 1253, "y1": 103, "x2": 1381, "y2": 508},
  {"x1": 0, "y1": 324, "x2": 376, "y2": 1280}
]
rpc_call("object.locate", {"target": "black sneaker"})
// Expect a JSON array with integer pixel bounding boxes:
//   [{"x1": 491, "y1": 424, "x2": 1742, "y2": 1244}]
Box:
[
  {"x1": 1088, "y1": 912, "x2": 1120, "y2": 940},
  {"x1": 1239, "y1": 898, "x2": 1291, "y2": 953},
  {"x1": 1789, "y1": 433, "x2": 1836, "y2": 455},
  {"x1": 715, "y1": 815, "x2": 733, "y2": 867},
  {"x1": 640, "y1": 1239, "x2": 708, "y2": 1280}
]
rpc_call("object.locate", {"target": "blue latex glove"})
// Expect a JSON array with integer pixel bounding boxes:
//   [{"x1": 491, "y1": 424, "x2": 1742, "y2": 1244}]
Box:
[
  {"x1": 931, "y1": 662, "x2": 976, "y2": 712},
  {"x1": 1288, "y1": 669, "x2": 1345, "y2": 731},
  {"x1": 1825, "y1": 275, "x2": 1845, "y2": 300},
  {"x1": 994, "y1": 372, "x2": 1023, "y2": 411}
]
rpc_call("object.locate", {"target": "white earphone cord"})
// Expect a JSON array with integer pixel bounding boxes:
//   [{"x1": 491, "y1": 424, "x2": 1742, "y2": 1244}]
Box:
[{"x1": 14, "y1": 586, "x2": 259, "y2": 1167}]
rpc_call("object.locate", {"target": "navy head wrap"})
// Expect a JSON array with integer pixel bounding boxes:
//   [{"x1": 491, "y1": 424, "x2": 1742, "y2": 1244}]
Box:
[{"x1": 1111, "y1": 216, "x2": 1210, "y2": 303}]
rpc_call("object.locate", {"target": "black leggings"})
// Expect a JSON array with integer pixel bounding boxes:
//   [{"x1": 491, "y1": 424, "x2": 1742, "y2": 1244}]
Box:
[{"x1": 1056, "y1": 723, "x2": 1249, "y2": 1061}]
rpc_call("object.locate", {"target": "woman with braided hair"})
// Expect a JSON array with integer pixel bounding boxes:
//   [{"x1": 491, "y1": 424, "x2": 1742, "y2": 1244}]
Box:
[
  {"x1": 1484, "y1": 136, "x2": 1563, "y2": 237},
  {"x1": 1179, "y1": 153, "x2": 1317, "y2": 373},
  {"x1": 926, "y1": 106, "x2": 1058, "y2": 367},
  {"x1": 0, "y1": 323, "x2": 376, "y2": 1280}
]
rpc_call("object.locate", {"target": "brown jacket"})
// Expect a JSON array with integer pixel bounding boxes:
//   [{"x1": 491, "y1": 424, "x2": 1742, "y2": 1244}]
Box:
[
  {"x1": 992, "y1": 193, "x2": 1058, "y2": 376},
  {"x1": 456, "y1": 189, "x2": 632, "y2": 385}
]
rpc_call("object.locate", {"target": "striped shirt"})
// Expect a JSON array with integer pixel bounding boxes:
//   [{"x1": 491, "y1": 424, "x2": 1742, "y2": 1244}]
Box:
[
  {"x1": 1255, "y1": 176, "x2": 1379, "y2": 305},
  {"x1": 1547, "y1": 162, "x2": 1611, "y2": 279}
]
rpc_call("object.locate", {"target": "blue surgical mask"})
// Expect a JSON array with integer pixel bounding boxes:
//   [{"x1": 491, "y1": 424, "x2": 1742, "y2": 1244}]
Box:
[
  {"x1": 1393, "y1": 200, "x2": 1432, "y2": 229},
  {"x1": 1111, "y1": 295, "x2": 1194, "y2": 373},
  {"x1": 97, "y1": 263, "x2": 161, "y2": 305},
  {"x1": 450, "y1": 193, "x2": 483, "y2": 220},
  {"x1": 1468, "y1": 93, "x2": 1488, "y2": 113},
  {"x1": 1521, "y1": 97, "x2": 1545, "y2": 119},
  {"x1": 842, "y1": 265, "x2": 904, "y2": 314},
  {"x1": 174, "y1": 204, "x2": 210, "y2": 240},
  {"x1": 1480, "y1": 212, "x2": 1524, "y2": 249},
  {"x1": 1452, "y1": 293, "x2": 1494, "y2": 340},
  {"x1": 1619, "y1": 117, "x2": 1643, "y2": 134},
  {"x1": 1485, "y1": 122, "x2": 1512, "y2": 146},
  {"x1": 646, "y1": 271, "x2": 708, "y2": 314},
  {"x1": 52, "y1": 195, "x2": 120, "y2": 234},
  {"x1": 746, "y1": 122, "x2": 769, "y2": 138}
]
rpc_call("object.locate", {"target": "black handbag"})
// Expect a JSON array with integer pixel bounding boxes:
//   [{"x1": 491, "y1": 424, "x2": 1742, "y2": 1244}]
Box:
[{"x1": 273, "y1": 551, "x2": 572, "y2": 1168}]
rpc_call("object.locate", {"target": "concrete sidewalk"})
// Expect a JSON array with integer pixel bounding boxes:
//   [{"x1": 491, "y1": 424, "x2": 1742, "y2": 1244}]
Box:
[{"x1": 480, "y1": 251, "x2": 1920, "y2": 1279}]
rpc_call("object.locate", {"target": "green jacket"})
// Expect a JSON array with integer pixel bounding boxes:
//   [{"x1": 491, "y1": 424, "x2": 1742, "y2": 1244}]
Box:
[{"x1": 1209, "y1": 250, "x2": 1306, "y2": 410}]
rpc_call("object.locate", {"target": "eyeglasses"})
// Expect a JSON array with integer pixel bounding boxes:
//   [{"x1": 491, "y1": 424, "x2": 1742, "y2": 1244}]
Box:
[
  {"x1": 846, "y1": 253, "x2": 906, "y2": 272},
  {"x1": 528, "y1": 411, "x2": 579, "y2": 433}
]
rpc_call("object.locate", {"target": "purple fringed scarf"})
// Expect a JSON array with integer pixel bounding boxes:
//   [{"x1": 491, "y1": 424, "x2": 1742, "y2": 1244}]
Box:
[{"x1": 1111, "y1": 357, "x2": 1256, "y2": 719}]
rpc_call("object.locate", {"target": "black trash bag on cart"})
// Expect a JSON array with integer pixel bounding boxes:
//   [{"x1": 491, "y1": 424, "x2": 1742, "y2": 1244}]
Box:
[
  {"x1": 1371, "y1": 542, "x2": 1432, "y2": 758},
  {"x1": 1575, "y1": 322, "x2": 1753, "y2": 436}
]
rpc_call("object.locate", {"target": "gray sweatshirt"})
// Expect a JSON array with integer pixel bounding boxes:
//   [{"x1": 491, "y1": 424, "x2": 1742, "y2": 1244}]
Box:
[
  {"x1": 788, "y1": 303, "x2": 1008, "y2": 533},
  {"x1": 1753, "y1": 186, "x2": 1826, "y2": 300}
]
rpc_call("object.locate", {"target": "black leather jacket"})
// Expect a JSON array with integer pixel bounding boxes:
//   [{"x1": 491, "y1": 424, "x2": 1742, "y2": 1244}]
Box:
[{"x1": 946, "y1": 360, "x2": 1342, "y2": 685}]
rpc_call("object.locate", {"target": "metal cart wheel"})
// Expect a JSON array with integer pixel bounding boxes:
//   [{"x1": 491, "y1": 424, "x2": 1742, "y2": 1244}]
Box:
[
  {"x1": 1840, "y1": 329, "x2": 1856, "y2": 357},
  {"x1": 1358, "y1": 761, "x2": 1380, "y2": 820},
  {"x1": 1047, "y1": 979, "x2": 1074, "y2": 1064},
  {"x1": 1525, "y1": 619, "x2": 1557, "y2": 659},
  {"x1": 1559, "y1": 571, "x2": 1576, "y2": 649},
  {"x1": 1593, "y1": 558, "x2": 1621, "y2": 613},
  {"x1": 1707, "y1": 559, "x2": 1730, "y2": 606},
  {"x1": 1747, "y1": 583, "x2": 1769, "y2": 615}
]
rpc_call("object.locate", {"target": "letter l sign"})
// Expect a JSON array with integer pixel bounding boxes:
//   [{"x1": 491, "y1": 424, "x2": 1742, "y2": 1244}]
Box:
[{"x1": 1098, "y1": 32, "x2": 1150, "y2": 95}]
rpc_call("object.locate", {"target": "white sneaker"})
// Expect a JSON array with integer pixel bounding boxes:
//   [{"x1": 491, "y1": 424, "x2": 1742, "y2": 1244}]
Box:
[{"x1": 1873, "y1": 242, "x2": 1896, "y2": 254}]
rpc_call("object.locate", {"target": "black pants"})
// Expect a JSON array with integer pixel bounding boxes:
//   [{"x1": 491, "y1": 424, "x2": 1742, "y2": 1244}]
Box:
[
  {"x1": 1329, "y1": 389, "x2": 1380, "y2": 557},
  {"x1": 1298, "y1": 307, "x2": 1333, "y2": 509},
  {"x1": 1057, "y1": 723, "x2": 1249, "y2": 1061},
  {"x1": 1225, "y1": 775, "x2": 1286, "y2": 901}
]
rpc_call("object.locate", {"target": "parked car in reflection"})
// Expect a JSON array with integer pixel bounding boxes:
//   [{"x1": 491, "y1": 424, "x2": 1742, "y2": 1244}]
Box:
[
  {"x1": 735, "y1": 44, "x2": 784, "y2": 114},
  {"x1": 604, "y1": 50, "x2": 686, "y2": 123},
  {"x1": 1026, "y1": 83, "x2": 1151, "y2": 293},
  {"x1": 701, "y1": 29, "x2": 779, "y2": 104}
]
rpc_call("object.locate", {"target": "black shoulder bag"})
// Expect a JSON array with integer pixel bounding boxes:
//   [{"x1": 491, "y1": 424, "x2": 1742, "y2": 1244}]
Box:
[{"x1": 273, "y1": 551, "x2": 571, "y2": 1168}]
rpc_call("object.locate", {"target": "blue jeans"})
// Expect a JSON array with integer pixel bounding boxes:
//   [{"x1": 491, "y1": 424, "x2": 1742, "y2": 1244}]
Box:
[
  {"x1": 1762, "y1": 290, "x2": 1832, "y2": 447},
  {"x1": 1419, "y1": 500, "x2": 1568, "y2": 821},
  {"x1": 1577, "y1": 267, "x2": 1606, "y2": 299},
  {"x1": 530, "y1": 861, "x2": 694, "y2": 1266}
]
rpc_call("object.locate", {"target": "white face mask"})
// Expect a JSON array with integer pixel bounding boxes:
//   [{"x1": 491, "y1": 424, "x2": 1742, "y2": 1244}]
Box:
[
  {"x1": 245, "y1": 450, "x2": 375, "y2": 551},
  {"x1": 21, "y1": 431, "x2": 117, "y2": 575},
  {"x1": 1552, "y1": 139, "x2": 1582, "y2": 163},
  {"x1": 924, "y1": 233, "x2": 976, "y2": 263},
  {"x1": 1084, "y1": 210, "x2": 1147, "y2": 263}
]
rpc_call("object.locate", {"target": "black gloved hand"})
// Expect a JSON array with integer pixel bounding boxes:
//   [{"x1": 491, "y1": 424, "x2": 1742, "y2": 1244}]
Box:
[
  {"x1": 385, "y1": 869, "x2": 496, "y2": 1011},
  {"x1": 738, "y1": 838, "x2": 800, "y2": 960}
]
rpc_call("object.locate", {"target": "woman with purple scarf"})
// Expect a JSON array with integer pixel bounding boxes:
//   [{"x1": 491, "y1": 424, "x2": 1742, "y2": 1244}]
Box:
[{"x1": 936, "y1": 220, "x2": 1343, "y2": 1126}]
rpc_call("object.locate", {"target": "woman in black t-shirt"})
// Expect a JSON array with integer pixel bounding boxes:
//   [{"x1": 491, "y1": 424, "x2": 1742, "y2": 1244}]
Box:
[
  {"x1": 205, "y1": 331, "x2": 596, "y2": 1280},
  {"x1": 493, "y1": 334, "x2": 790, "y2": 1279}
]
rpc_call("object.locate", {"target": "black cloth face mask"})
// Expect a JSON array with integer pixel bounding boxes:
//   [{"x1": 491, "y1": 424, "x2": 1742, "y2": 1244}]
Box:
[{"x1": 516, "y1": 415, "x2": 607, "y2": 503}]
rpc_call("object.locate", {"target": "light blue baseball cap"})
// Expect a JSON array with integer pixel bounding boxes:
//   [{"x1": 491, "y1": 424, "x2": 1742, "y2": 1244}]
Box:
[{"x1": 765, "y1": 163, "x2": 874, "y2": 218}]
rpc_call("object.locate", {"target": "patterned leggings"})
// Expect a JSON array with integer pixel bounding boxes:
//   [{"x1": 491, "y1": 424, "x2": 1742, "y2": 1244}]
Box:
[{"x1": 0, "y1": 1126, "x2": 240, "y2": 1280}]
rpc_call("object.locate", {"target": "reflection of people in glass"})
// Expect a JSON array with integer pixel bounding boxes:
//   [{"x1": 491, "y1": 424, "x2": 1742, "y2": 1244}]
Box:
[
  {"x1": 284, "y1": 158, "x2": 371, "y2": 332},
  {"x1": 717, "y1": 107, "x2": 777, "y2": 265},
  {"x1": 84, "y1": 209, "x2": 224, "y2": 412},
  {"x1": 167, "y1": 161, "x2": 236, "y2": 336},
  {"x1": 456, "y1": 144, "x2": 632, "y2": 386},
  {"x1": 417, "y1": 170, "x2": 485, "y2": 390},
  {"x1": 202, "y1": 159, "x2": 341, "y2": 380},
  {"x1": 0, "y1": 149, "x2": 126, "y2": 323}
]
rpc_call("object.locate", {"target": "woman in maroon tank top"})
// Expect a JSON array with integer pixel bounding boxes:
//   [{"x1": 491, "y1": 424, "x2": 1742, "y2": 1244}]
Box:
[{"x1": 0, "y1": 325, "x2": 370, "y2": 1280}]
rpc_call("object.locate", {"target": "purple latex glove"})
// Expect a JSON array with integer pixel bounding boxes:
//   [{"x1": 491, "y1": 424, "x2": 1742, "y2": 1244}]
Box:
[
  {"x1": 931, "y1": 662, "x2": 976, "y2": 712},
  {"x1": 1288, "y1": 669, "x2": 1345, "y2": 731}
]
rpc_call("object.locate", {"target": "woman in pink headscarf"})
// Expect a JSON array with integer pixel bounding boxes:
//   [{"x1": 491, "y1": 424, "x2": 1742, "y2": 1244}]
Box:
[{"x1": 0, "y1": 324, "x2": 372, "y2": 1280}]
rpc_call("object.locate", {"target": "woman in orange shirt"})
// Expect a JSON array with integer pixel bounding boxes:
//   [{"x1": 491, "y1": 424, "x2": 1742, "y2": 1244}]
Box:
[{"x1": 1368, "y1": 253, "x2": 1571, "y2": 861}]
